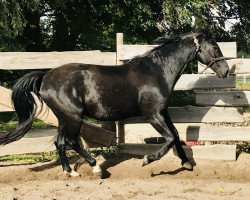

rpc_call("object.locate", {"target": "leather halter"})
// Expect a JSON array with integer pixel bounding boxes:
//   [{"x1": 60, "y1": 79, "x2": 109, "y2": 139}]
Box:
[{"x1": 193, "y1": 36, "x2": 235, "y2": 74}]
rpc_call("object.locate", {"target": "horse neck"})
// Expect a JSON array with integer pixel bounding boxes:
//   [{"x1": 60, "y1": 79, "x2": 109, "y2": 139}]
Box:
[{"x1": 149, "y1": 39, "x2": 197, "y2": 91}]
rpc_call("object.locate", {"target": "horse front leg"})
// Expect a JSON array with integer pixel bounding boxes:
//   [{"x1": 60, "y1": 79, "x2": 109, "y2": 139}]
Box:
[
  {"x1": 163, "y1": 111, "x2": 192, "y2": 170},
  {"x1": 142, "y1": 113, "x2": 175, "y2": 165},
  {"x1": 142, "y1": 112, "x2": 192, "y2": 170}
]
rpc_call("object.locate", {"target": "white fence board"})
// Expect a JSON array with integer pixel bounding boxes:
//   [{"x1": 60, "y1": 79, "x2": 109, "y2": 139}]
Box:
[
  {"x1": 199, "y1": 59, "x2": 250, "y2": 74},
  {"x1": 217, "y1": 42, "x2": 237, "y2": 58},
  {"x1": 123, "y1": 106, "x2": 244, "y2": 123},
  {"x1": 187, "y1": 125, "x2": 250, "y2": 141},
  {"x1": 169, "y1": 106, "x2": 244, "y2": 123},
  {"x1": 196, "y1": 91, "x2": 250, "y2": 106},
  {"x1": 0, "y1": 51, "x2": 116, "y2": 70},
  {"x1": 0, "y1": 86, "x2": 58, "y2": 126},
  {"x1": 119, "y1": 143, "x2": 237, "y2": 161},
  {"x1": 175, "y1": 74, "x2": 235, "y2": 90},
  {"x1": 117, "y1": 45, "x2": 156, "y2": 60},
  {"x1": 124, "y1": 123, "x2": 200, "y2": 142},
  {"x1": 117, "y1": 42, "x2": 236, "y2": 61},
  {"x1": 0, "y1": 104, "x2": 14, "y2": 112}
]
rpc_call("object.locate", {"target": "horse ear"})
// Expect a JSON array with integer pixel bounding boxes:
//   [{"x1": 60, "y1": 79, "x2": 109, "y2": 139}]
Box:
[
  {"x1": 196, "y1": 27, "x2": 214, "y2": 40},
  {"x1": 194, "y1": 32, "x2": 204, "y2": 41},
  {"x1": 194, "y1": 30, "x2": 213, "y2": 43},
  {"x1": 153, "y1": 36, "x2": 181, "y2": 45}
]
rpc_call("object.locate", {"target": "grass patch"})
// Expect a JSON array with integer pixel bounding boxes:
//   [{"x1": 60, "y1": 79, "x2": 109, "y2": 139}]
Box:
[
  {"x1": 0, "y1": 120, "x2": 17, "y2": 133},
  {"x1": 90, "y1": 147, "x2": 119, "y2": 159},
  {"x1": 0, "y1": 151, "x2": 78, "y2": 164},
  {"x1": 0, "y1": 119, "x2": 53, "y2": 134},
  {"x1": 236, "y1": 83, "x2": 250, "y2": 90},
  {"x1": 0, "y1": 147, "x2": 119, "y2": 165},
  {"x1": 32, "y1": 120, "x2": 53, "y2": 129},
  {"x1": 0, "y1": 152, "x2": 57, "y2": 164}
]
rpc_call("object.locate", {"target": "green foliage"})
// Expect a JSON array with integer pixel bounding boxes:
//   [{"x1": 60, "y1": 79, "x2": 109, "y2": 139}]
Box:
[
  {"x1": 0, "y1": 0, "x2": 42, "y2": 51},
  {"x1": 238, "y1": 51, "x2": 250, "y2": 58},
  {"x1": 40, "y1": 0, "x2": 160, "y2": 50},
  {"x1": 0, "y1": 0, "x2": 249, "y2": 52},
  {"x1": 238, "y1": 142, "x2": 250, "y2": 153},
  {"x1": 0, "y1": 1, "x2": 23, "y2": 37}
]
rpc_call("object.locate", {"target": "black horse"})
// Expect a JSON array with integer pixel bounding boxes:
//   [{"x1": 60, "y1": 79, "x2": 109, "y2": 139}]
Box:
[{"x1": 0, "y1": 31, "x2": 229, "y2": 177}]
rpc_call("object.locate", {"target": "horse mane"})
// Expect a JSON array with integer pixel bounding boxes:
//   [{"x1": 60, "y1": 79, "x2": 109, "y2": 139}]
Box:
[
  {"x1": 129, "y1": 33, "x2": 192, "y2": 63},
  {"x1": 152, "y1": 35, "x2": 182, "y2": 45}
]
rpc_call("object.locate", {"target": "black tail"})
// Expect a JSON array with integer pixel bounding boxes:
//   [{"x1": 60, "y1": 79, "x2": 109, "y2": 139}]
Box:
[{"x1": 0, "y1": 71, "x2": 46, "y2": 145}]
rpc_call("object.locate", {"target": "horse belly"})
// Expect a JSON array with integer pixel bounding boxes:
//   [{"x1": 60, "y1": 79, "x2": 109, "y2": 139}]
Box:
[{"x1": 84, "y1": 96, "x2": 140, "y2": 121}]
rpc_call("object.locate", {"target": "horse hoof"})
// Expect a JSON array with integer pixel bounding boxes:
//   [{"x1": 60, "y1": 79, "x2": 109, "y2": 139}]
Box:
[
  {"x1": 142, "y1": 155, "x2": 149, "y2": 167},
  {"x1": 64, "y1": 170, "x2": 80, "y2": 177},
  {"x1": 182, "y1": 162, "x2": 193, "y2": 170},
  {"x1": 92, "y1": 165, "x2": 102, "y2": 174}
]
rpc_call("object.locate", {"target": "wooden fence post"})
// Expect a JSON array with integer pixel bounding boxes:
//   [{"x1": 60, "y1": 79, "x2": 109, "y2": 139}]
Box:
[
  {"x1": 116, "y1": 33, "x2": 124, "y2": 65},
  {"x1": 116, "y1": 33, "x2": 125, "y2": 143},
  {"x1": 118, "y1": 121, "x2": 125, "y2": 143}
]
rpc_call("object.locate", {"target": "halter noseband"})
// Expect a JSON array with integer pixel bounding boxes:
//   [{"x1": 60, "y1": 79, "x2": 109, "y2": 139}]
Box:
[{"x1": 193, "y1": 36, "x2": 235, "y2": 74}]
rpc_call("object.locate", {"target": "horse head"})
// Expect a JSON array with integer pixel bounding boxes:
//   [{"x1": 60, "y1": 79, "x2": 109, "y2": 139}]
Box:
[{"x1": 194, "y1": 31, "x2": 230, "y2": 78}]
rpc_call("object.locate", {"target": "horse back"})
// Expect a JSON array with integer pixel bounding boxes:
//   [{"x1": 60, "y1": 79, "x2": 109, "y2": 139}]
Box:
[{"x1": 40, "y1": 63, "x2": 141, "y2": 121}]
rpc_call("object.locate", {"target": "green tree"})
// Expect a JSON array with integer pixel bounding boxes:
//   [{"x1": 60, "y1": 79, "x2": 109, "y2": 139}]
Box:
[
  {"x1": 0, "y1": 0, "x2": 249, "y2": 53},
  {"x1": 159, "y1": 0, "x2": 250, "y2": 53},
  {"x1": 43, "y1": 0, "x2": 161, "y2": 51}
]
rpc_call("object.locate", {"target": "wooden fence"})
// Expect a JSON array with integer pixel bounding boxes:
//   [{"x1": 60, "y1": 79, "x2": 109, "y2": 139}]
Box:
[{"x1": 0, "y1": 33, "x2": 250, "y2": 162}]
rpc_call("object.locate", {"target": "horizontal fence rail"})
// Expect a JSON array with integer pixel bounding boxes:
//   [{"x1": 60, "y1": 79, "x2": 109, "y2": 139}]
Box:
[
  {"x1": 196, "y1": 91, "x2": 250, "y2": 106},
  {"x1": 119, "y1": 144, "x2": 237, "y2": 161},
  {"x1": 186, "y1": 125, "x2": 250, "y2": 141},
  {"x1": 199, "y1": 59, "x2": 250, "y2": 74},
  {"x1": 117, "y1": 42, "x2": 237, "y2": 61},
  {"x1": 0, "y1": 51, "x2": 116, "y2": 70},
  {"x1": 122, "y1": 106, "x2": 244, "y2": 123}
]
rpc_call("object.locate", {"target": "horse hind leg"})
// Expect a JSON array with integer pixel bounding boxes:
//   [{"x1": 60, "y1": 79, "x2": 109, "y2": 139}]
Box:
[
  {"x1": 60, "y1": 118, "x2": 101, "y2": 176},
  {"x1": 68, "y1": 138, "x2": 102, "y2": 175},
  {"x1": 55, "y1": 124, "x2": 78, "y2": 176}
]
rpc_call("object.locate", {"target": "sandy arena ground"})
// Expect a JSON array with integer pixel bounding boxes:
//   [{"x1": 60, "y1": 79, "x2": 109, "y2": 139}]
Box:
[{"x1": 0, "y1": 152, "x2": 249, "y2": 200}]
